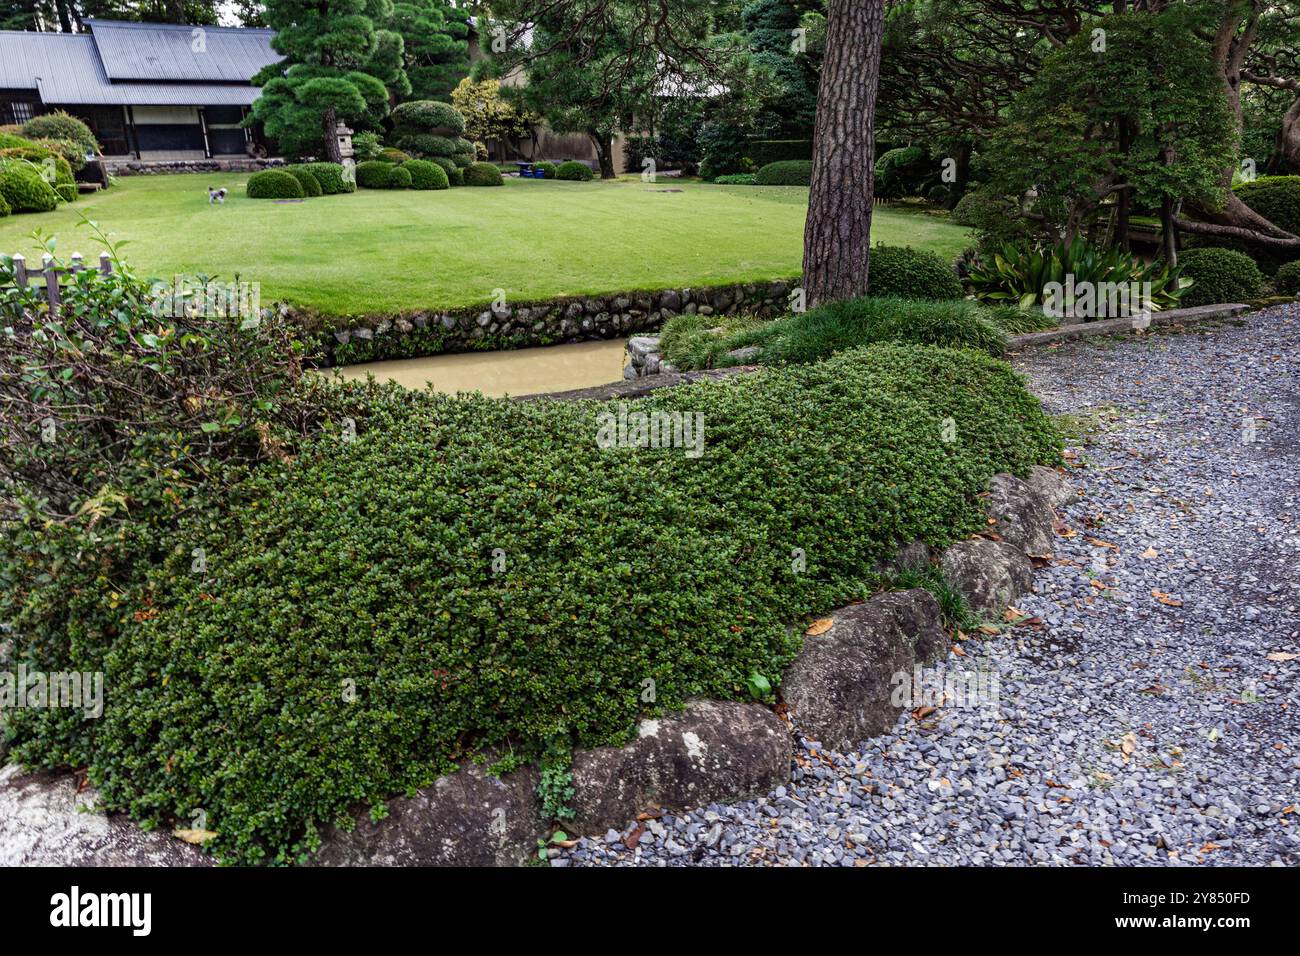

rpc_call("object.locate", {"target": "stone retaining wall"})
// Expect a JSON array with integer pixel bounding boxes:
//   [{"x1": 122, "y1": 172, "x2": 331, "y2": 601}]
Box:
[{"x1": 108, "y1": 158, "x2": 286, "y2": 177}]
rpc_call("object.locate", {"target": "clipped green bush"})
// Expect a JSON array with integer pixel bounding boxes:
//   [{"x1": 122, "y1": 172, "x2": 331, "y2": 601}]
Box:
[
  {"x1": 390, "y1": 100, "x2": 466, "y2": 136},
  {"x1": 355, "y1": 160, "x2": 394, "y2": 189},
  {"x1": 1275, "y1": 260, "x2": 1300, "y2": 295},
  {"x1": 754, "y1": 160, "x2": 813, "y2": 186},
  {"x1": 55, "y1": 183, "x2": 77, "y2": 203},
  {"x1": 301, "y1": 162, "x2": 354, "y2": 195},
  {"x1": 868, "y1": 243, "x2": 964, "y2": 301},
  {"x1": 246, "y1": 169, "x2": 305, "y2": 199},
  {"x1": 403, "y1": 159, "x2": 449, "y2": 190},
  {"x1": 446, "y1": 165, "x2": 464, "y2": 186},
  {"x1": 0, "y1": 161, "x2": 60, "y2": 212},
  {"x1": 21, "y1": 110, "x2": 98, "y2": 160},
  {"x1": 0, "y1": 147, "x2": 74, "y2": 187},
  {"x1": 1233, "y1": 175, "x2": 1300, "y2": 237},
  {"x1": 535, "y1": 161, "x2": 558, "y2": 179},
  {"x1": 555, "y1": 160, "x2": 593, "y2": 181},
  {"x1": 463, "y1": 161, "x2": 504, "y2": 186},
  {"x1": 378, "y1": 148, "x2": 411, "y2": 164},
  {"x1": 1176, "y1": 247, "x2": 1265, "y2": 306},
  {"x1": 283, "y1": 165, "x2": 323, "y2": 197},
  {"x1": 391, "y1": 133, "x2": 457, "y2": 159},
  {"x1": 387, "y1": 165, "x2": 412, "y2": 188},
  {"x1": 713, "y1": 173, "x2": 757, "y2": 185},
  {"x1": 10, "y1": 341, "x2": 1058, "y2": 864},
  {"x1": 0, "y1": 191, "x2": 11, "y2": 217}
]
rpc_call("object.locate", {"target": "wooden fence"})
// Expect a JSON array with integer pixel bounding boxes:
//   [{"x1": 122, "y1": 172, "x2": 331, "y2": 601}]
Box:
[{"x1": 3, "y1": 251, "x2": 114, "y2": 318}]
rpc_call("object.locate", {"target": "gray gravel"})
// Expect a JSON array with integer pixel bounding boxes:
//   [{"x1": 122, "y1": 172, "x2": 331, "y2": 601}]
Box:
[{"x1": 554, "y1": 305, "x2": 1299, "y2": 867}]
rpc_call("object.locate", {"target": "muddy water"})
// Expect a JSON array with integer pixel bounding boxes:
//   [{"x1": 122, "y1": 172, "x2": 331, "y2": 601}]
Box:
[{"x1": 330, "y1": 338, "x2": 630, "y2": 398}]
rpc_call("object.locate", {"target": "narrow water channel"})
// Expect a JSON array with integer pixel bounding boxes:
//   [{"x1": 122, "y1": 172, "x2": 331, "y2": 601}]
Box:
[{"x1": 329, "y1": 338, "x2": 630, "y2": 398}]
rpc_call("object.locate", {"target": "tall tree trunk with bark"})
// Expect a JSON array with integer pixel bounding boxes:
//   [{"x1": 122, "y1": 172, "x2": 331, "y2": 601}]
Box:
[
  {"x1": 590, "y1": 132, "x2": 616, "y2": 179},
  {"x1": 802, "y1": 0, "x2": 887, "y2": 307},
  {"x1": 323, "y1": 106, "x2": 343, "y2": 164}
]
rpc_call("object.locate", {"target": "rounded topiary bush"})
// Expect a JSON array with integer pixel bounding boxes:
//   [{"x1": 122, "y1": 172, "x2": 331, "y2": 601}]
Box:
[
  {"x1": 0, "y1": 148, "x2": 75, "y2": 187},
  {"x1": 463, "y1": 161, "x2": 503, "y2": 187},
  {"x1": 355, "y1": 160, "x2": 395, "y2": 189},
  {"x1": 390, "y1": 100, "x2": 466, "y2": 136},
  {"x1": 754, "y1": 160, "x2": 813, "y2": 186},
  {"x1": 874, "y1": 146, "x2": 931, "y2": 199},
  {"x1": 21, "y1": 110, "x2": 98, "y2": 159},
  {"x1": 868, "y1": 243, "x2": 964, "y2": 300},
  {"x1": 403, "y1": 159, "x2": 449, "y2": 190},
  {"x1": 0, "y1": 191, "x2": 11, "y2": 217},
  {"x1": 379, "y1": 148, "x2": 411, "y2": 165},
  {"x1": 1275, "y1": 260, "x2": 1300, "y2": 296},
  {"x1": 302, "y1": 162, "x2": 354, "y2": 195},
  {"x1": 1233, "y1": 175, "x2": 1300, "y2": 237},
  {"x1": 246, "y1": 169, "x2": 305, "y2": 199},
  {"x1": 0, "y1": 161, "x2": 60, "y2": 212},
  {"x1": 387, "y1": 165, "x2": 412, "y2": 189},
  {"x1": 55, "y1": 183, "x2": 77, "y2": 203},
  {"x1": 283, "y1": 166, "x2": 323, "y2": 197},
  {"x1": 535, "y1": 161, "x2": 557, "y2": 179},
  {"x1": 1176, "y1": 247, "x2": 1265, "y2": 306},
  {"x1": 555, "y1": 160, "x2": 593, "y2": 181},
  {"x1": 446, "y1": 165, "x2": 464, "y2": 186}
]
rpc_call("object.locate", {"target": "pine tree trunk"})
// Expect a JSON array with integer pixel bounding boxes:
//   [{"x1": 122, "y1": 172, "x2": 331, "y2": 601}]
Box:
[
  {"x1": 590, "y1": 132, "x2": 616, "y2": 179},
  {"x1": 802, "y1": 0, "x2": 888, "y2": 307},
  {"x1": 323, "y1": 106, "x2": 343, "y2": 165}
]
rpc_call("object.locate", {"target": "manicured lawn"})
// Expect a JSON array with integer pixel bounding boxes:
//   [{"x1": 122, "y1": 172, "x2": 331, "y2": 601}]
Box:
[{"x1": 0, "y1": 173, "x2": 972, "y2": 316}]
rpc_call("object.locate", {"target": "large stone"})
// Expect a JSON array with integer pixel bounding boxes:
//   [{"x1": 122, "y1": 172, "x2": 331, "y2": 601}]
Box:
[
  {"x1": 569, "y1": 700, "x2": 790, "y2": 834},
  {"x1": 940, "y1": 539, "x2": 1034, "y2": 618},
  {"x1": 984, "y1": 473, "x2": 1056, "y2": 556},
  {"x1": 1026, "y1": 465, "x2": 1077, "y2": 509},
  {"x1": 313, "y1": 761, "x2": 541, "y2": 867},
  {"x1": 627, "y1": 335, "x2": 661, "y2": 361},
  {"x1": 781, "y1": 589, "x2": 947, "y2": 750},
  {"x1": 0, "y1": 765, "x2": 210, "y2": 866}
]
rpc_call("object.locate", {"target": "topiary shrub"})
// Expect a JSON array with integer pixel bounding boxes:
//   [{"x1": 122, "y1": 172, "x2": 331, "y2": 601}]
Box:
[
  {"x1": 951, "y1": 189, "x2": 1035, "y2": 248},
  {"x1": 1233, "y1": 175, "x2": 1300, "y2": 237},
  {"x1": 0, "y1": 161, "x2": 60, "y2": 212},
  {"x1": 351, "y1": 131, "x2": 383, "y2": 162},
  {"x1": 378, "y1": 148, "x2": 411, "y2": 165},
  {"x1": 9, "y1": 334, "x2": 1059, "y2": 864},
  {"x1": 386, "y1": 165, "x2": 412, "y2": 188},
  {"x1": 390, "y1": 100, "x2": 466, "y2": 136},
  {"x1": 555, "y1": 160, "x2": 593, "y2": 181},
  {"x1": 246, "y1": 169, "x2": 306, "y2": 199},
  {"x1": 283, "y1": 165, "x2": 323, "y2": 197},
  {"x1": 535, "y1": 161, "x2": 558, "y2": 179},
  {"x1": 868, "y1": 243, "x2": 964, "y2": 300},
  {"x1": 1275, "y1": 259, "x2": 1300, "y2": 295},
  {"x1": 446, "y1": 165, "x2": 464, "y2": 186},
  {"x1": 403, "y1": 159, "x2": 449, "y2": 190},
  {"x1": 0, "y1": 147, "x2": 75, "y2": 186},
  {"x1": 355, "y1": 160, "x2": 395, "y2": 189},
  {"x1": 754, "y1": 160, "x2": 813, "y2": 186},
  {"x1": 0, "y1": 191, "x2": 11, "y2": 217},
  {"x1": 713, "y1": 173, "x2": 757, "y2": 185},
  {"x1": 301, "y1": 162, "x2": 354, "y2": 195},
  {"x1": 463, "y1": 161, "x2": 504, "y2": 186},
  {"x1": 55, "y1": 183, "x2": 77, "y2": 203},
  {"x1": 874, "y1": 146, "x2": 933, "y2": 199},
  {"x1": 21, "y1": 111, "x2": 98, "y2": 160},
  {"x1": 1176, "y1": 247, "x2": 1265, "y2": 306}
]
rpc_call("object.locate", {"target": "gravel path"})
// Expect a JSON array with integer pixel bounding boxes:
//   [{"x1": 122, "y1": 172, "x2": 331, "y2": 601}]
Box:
[{"x1": 555, "y1": 304, "x2": 1300, "y2": 867}]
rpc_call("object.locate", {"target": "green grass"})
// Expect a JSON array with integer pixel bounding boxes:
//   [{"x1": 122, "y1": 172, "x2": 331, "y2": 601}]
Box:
[{"x1": 0, "y1": 173, "x2": 972, "y2": 316}]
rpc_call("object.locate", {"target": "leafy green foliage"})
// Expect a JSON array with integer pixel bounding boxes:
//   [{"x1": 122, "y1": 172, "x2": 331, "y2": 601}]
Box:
[
  {"x1": 403, "y1": 159, "x2": 450, "y2": 190},
  {"x1": 874, "y1": 146, "x2": 934, "y2": 200},
  {"x1": 1233, "y1": 176, "x2": 1300, "y2": 237},
  {"x1": 300, "y1": 162, "x2": 355, "y2": 195},
  {"x1": 754, "y1": 160, "x2": 812, "y2": 186},
  {"x1": 538, "y1": 737, "x2": 577, "y2": 821},
  {"x1": 283, "y1": 166, "x2": 324, "y2": 197},
  {"x1": 0, "y1": 161, "x2": 59, "y2": 212},
  {"x1": 387, "y1": 165, "x2": 413, "y2": 188},
  {"x1": 1176, "y1": 248, "x2": 1265, "y2": 307},
  {"x1": 21, "y1": 111, "x2": 98, "y2": 160},
  {"x1": 0, "y1": 191, "x2": 10, "y2": 217},
  {"x1": 1275, "y1": 260, "x2": 1300, "y2": 295},
  {"x1": 452, "y1": 77, "x2": 538, "y2": 146},
  {"x1": 463, "y1": 162, "x2": 504, "y2": 187},
  {"x1": 868, "y1": 243, "x2": 963, "y2": 300},
  {"x1": 951, "y1": 189, "x2": 1034, "y2": 248},
  {"x1": 356, "y1": 160, "x2": 402, "y2": 189},
  {"x1": 246, "y1": 169, "x2": 306, "y2": 200},
  {"x1": 534, "y1": 162, "x2": 558, "y2": 179},
  {"x1": 389, "y1": 0, "x2": 471, "y2": 100},
  {"x1": 391, "y1": 100, "x2": 467, "y2": 136},
  {"x1": 555, "y1": 161, "x2": 594, "y2": 182},
  {"x1": 713, "y1": 174, "x2": 756, "y2": 185},
  {"x1": 378, "y1": 148, "x2": 412, "y2": 165}
]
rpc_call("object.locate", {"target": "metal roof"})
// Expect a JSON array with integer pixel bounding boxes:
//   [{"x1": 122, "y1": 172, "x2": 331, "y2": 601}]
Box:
[
  {"x1": 85, "y1": 19, "x2": 279, "y2": 83},
  {"x1": 0, "y1": 24, "x2": 279, "y2": 107}
]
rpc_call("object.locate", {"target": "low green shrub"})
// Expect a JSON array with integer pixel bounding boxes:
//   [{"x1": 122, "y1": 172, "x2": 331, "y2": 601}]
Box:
[
  {"x1": 7, "y1": 337, "x2": 1059, "y2": 864},
  {"x1": 446, "y1": 165, "x2": 464, "y2": 186},
  {"x1": 463, "y1": 161, "x2": 504, "y2": 186},
  {"x1": 403, "y1": 159, "x2": 449, "y2": 190},
  {"x1": 246, "y1": 169, "x2": 305, "y2": 199},
  {"x1": 660, "y1": 297, "x2": 1007, "y2": 369},
  {"x1": 21, "y1": 111, "x2": 97, "y2": 160},
  {"x1": 0, "y1": 161, "x2": 60, "y2": 212},
  {"x1": 1275, "y1": 260, "x2": 1300, "y2": 295},
  {"x1": 754, "y1": 160, "x2": 813, "y2": 186},
  {"x1": 1176, "y1": 247, "x2": 1266, "y2": 306},
  {"x1": 0, "y1": 147, "x2": 75, "y2": 186},
  {"x1": 535, "y1": 162, "x2": 558, "y2": 179},
  {"x1": 351, "y1": 131, "x2": 383, "y2": 162},
  {"x1": 387, "y1": 165, "x2": 412, "y2": 188},
  {"x1": 283, "y1": 165, "x2": 323, "y2": 197},
  {"x1": 390, "y1": 100, "x2": 466, "y2": 136},
  {"x1": 0, "y1": 191, "x2": 10, "y2": 217},
  {"x1": 981, "y1": 305, "x2": 1058, "y2": 335},
  {"x1": 1233, "y1": 175, "x2": 1300, "y2": 237},
  {"x1": 713, "y1": 173, "x2": 756, "y2": 185},
  {"x1": 355, "y1": 160, "x2": 397, "y2": 189},
  {"x1": 55, "y1": 183, "x2": 77, "y2": 203},
  {"x1": 300, "y1": 162, "x2": 354, "y2": 195},
  {"x1": 874, "y1": 146, "x2": 931, "y2": 199},
  {"x1": 555, "y1": 161, "x2": 593, "y2": 181},
  {"x1": 378, "y1": 148, "x2": 411, "y2": 164},
  {"x1": 951, "y1": 189, "x2": 1034, "y2": 247},
  {"x1": 869, "y1": 243, "x2": 964, "y2": 300}
]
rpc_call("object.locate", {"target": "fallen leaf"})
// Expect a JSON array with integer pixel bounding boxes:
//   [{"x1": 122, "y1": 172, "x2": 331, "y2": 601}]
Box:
[
  {"x1": 1120, "y1": 732, "x2": 1137, "y2": 758},
  {"x1": 911, "y1": 705, "x2": 937, "y2": 720},
  {"x1": 951, "y1": 644, "x2": 966, "y2": 657},
  {"x1": 623, "y1": 822, "x2": 645, "y2": 849},
  {"x1": 1086, "y1": 537, "x2": 1119, "y2": 550},
  {"x1": 173, "y1": 828, "x2": 218, "y2": 845},
  {"x1": 977, "y1": 624, "x2": 1001, "y2": 635},
  {"x1": 805, "y1": 618, "x2": 834, "y2": 636},
  {"x1": 1151, "y1": 589, "x2": 1183, "y2": 607},
  {"x1": 1139, "y1": 547, "x2": 1159, "y2": 559},
  {"x1": 1266, "y1": 652, "x2": 1299, "y2": 662}
]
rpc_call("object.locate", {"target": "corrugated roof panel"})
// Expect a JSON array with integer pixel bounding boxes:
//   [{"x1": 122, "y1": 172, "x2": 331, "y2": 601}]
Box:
[{"x1": 86, "y1": 19, "x2": 279, "y2": 83}]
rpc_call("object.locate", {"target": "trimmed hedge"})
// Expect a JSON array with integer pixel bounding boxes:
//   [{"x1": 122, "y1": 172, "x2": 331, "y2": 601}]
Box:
[
  {"x1": 1176, "y1": 247, "x2": 1265, "y2": 307},
  {"x1": 661, "y1": 297, "x2": 1008, "y2": 370},
  {"x1": 754, "y1": 160, "x2": 813, "y2": 186},
  {"x1": 713, "y1": 173, "x2": 757, "y2": 185},
  {"x1": 1233, "y1": 175, "x2": 1300, "y2": 237},
  {"x1": 356, "y1": 160, "x2": 396, "y2": 189},
  {"x1": 19, "y1": 343, "x2": 1059, "y2": 864},
  {"x1": 283, "y1": 165, "x2": 323, "y2": 197},
  {"x1": 21, "y1": 111, "x2": 97, "y2": 160},
  {"x1": 378, "y1": 148, "x2": 411, "y2": 164},
  {"x1": 246, "y1": 169, "x2": 305, "y2": 199},
  {"x1": 403, "y1": 159, "x2": 449, "y2": 190},
  {"x1": 55, "y1": 183, "x2": 77, "y2": 203},
  {"x1": 0, "y1": 191, "x2": 10, "y2": 217},
  {"x1": 387, "y1": 165, "x2": 412, "y2": 188},
  {"x1": 463, "y1": 161, "x2": 504, "y2": 186},
  {"x1": 555, "y1": 161, "x2": 593, "y2": 181},
  {"x1": 868, "y1": 243, "x2": 965, "y2": 301},
  {"x1": 390, "y1": 100, "x2": 466, "y2": 136},
  {"x1": 300, "y1": 162, "x2": 354, "y2": 195},
  {"x1": 0, "y1": 161, "x2": 60, "y2": 212},
  {"x1": 1276, "y1": 260, "x2": 1300, "y2": 296},
  {"x1": 535, "y1": 161, "x2": 558, "y2": 179}
]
